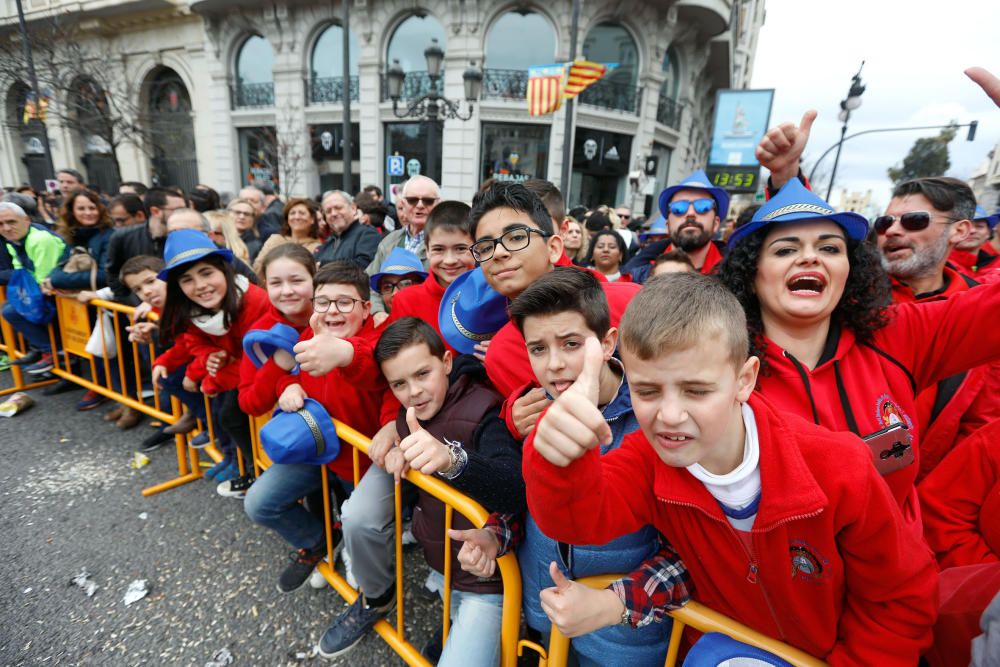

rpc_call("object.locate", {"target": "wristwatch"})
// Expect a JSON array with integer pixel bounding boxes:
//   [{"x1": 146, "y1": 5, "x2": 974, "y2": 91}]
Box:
[
  {"x1": 439, "y1": 438, "x2": 468, "y2": 480},
  {"x1": 619, "y1": 604, "x2": 632, "y2": 627}
]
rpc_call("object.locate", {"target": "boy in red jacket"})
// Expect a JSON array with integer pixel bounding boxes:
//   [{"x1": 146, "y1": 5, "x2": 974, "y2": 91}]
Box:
[{"x1": 523, "y1": 273, "x2": 937, "y2": 666}]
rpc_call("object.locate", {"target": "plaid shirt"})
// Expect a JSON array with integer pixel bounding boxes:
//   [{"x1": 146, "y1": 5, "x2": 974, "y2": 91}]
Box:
[
  {"x1": 403, "y1": 228, "x2": 425, "y2": 255},
  {"x1": 485, "y1": 513, "x2": 692, "y2": 628}
]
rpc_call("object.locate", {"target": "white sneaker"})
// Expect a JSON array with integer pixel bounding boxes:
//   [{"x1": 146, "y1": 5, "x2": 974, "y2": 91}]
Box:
[
  {"x1": 342, "y1": 545, "x2": 358, "y2": 589},
  {"x1": 308, "y1": 568, "x2": 328, "y2": 589}
]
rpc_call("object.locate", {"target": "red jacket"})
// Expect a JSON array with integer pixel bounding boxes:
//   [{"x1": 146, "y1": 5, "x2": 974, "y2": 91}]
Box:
[
  {"x1": 237, "y1": 304, "x2": 308, "y2": 417},
  {"x1": 523, "y1": 394, "x2": 938, "y2": 666},
  {"x1": 154, "y1": 283, "x2": 270, "y2": 395},
  {"x1": 890, "y1": 268, "x2": 1000, "y2": 483},
  {"x1": 919, "y1": 418, "x2": 1000, "y2": 569},
  {"x1": 384, "y1": 276, "x2": 456, "y2": 353},
  {"x1": 756, "y1": 278, "x2": 1000, "y2": 530},
  {"x1": 485, "y1": 280, "x2": 639, "y2": 397},
  {"x1": 949, "y1": 247, "x2": 1000, "y2": 276}
]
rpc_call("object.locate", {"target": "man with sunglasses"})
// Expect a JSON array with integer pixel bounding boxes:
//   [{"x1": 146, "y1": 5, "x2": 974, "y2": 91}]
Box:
[
  {"x1": 365, "y1": 175, "x2": 441, "y2": 324},
  {"x1": 875, "y1": 177, "x2": 1000, "y2": 486},
  {"x1": 621, "y1": 170, "x2": 729, "y2": 283}
]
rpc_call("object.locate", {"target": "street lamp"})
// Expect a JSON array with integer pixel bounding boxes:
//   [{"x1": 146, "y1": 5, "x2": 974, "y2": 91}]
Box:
[{"x1": 826, "y1": 61, "x2": 866, "y2": 201}]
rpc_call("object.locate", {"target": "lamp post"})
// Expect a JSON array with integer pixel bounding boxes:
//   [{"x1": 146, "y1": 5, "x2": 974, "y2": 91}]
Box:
[
  {"x1": 386, "y1": 38, "x2": 482, "y2": 182},
  {"x1": 825, "y1": 61, "x2": 866, "y2": 201}
]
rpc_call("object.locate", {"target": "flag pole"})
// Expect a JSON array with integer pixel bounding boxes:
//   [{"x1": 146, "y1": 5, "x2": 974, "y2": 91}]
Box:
[{"x1": 559, "y1": 0, "x2": 580, "y2": 201}]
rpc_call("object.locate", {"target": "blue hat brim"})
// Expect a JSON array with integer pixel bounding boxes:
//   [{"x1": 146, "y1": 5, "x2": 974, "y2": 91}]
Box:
[
  {"x1": 727, "y1": 210, "x2": 870, "y2": 249},
  {"x1": 369, "y1": 269, "x2": 429, "y2": 291},
  {"x1": 158, "y1": 246, "x2": 234, "y2": 281},
  {"x1": 242, "y1": 324, "x2": 300, "y2": 373},
  {"x1": 437, "y1": 270, "x2": 508, "y2": 355},
  {"x1": 260, "y1": 398, "x2": 340, "y2": 465},
  {"x1": 639, "y1": 227, "x2": 669, "y2": 242},
  {"x1": 974, "y1": 213, "x2": 1000, "y2": 230},
  {"x1": 659, "y1": 184, "x2": 730, "y2": 221}
]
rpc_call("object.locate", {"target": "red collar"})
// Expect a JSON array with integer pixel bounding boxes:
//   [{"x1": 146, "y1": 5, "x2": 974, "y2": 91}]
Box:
[{"x1": 890, "y1": 265, "x2": 973, "y2": 304}]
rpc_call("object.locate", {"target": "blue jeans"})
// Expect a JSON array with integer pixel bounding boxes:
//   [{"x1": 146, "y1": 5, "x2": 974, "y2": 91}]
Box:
[
  {"x1": 425, "y1": 570, "x2": 503, "y2": 667},
  {"x1": 157, "y1": 364, "x2": 207, "y2": 419},
  {"x1": 2, "y1": 301, "x2": 52, "y2": 352}
]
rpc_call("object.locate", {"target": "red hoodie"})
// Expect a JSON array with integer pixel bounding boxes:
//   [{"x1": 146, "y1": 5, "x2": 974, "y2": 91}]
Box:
[
  {"x1": 523, "y1": 393, "x2": 938, "y2": 666},
  {"x1": 485, "y1": 280, "x2": 639, "y2": 397},
  {"x1": 919, "y1": 418, "x2": 1000, "y2": 569},
  {"x1": 237, "y1": 304, "x2": 309, "y2": 417},
  {"x1": 756, "y1": 278, "x2": 1000, "y2": 531},
  {"x1": 154, "y1": 282, "x2": 270, "y2": 395}
]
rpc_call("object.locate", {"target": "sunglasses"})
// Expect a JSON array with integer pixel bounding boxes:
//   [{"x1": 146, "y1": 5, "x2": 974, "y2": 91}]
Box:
[
  {"x1": 668, "y1": 198, "x2": 715, "y2": 216},
  {"x1": 404, "y1": 196, "x2": 437, "y2": 207},
  {"x1": 872, "y1": 211, "x2": 956, "y2": 235}
]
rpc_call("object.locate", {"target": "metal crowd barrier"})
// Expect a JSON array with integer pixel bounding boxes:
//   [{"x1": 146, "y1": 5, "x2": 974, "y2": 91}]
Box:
[{"x1": 1, "y1": 291, "x2": 827, "y2": 667}]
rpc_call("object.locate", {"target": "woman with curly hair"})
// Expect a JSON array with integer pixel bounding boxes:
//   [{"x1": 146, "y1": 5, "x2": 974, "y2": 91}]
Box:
[
  {"x1": 585, "y1": 228, "x2": 631, "y2": 281},
  {"x1": 45, "y1": 188, "x2": 114, "y2": 294},
  {"x1": 717, "y1": 178, "x2": 1000, "y2": 533}
]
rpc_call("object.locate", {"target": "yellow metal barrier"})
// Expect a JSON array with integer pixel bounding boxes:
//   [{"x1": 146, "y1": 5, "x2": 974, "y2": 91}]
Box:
[
  {"x1": 545, "y1": 573, "x2": 827, "y2": 667},
  {"x1": 0, "y1": 289, "x2": 60, "y2": 395}
]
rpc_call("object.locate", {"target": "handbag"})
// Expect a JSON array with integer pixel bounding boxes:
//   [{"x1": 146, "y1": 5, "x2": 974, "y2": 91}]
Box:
[
  {"x1": 61, "y1": 246, "x2": 98, "y2": 292},
  {"x1": 6, "y1": 251, "x2": 55, "y2": 325},
  {"x1": 84, "y1": 308, "x2": 117, "y2": 358}
]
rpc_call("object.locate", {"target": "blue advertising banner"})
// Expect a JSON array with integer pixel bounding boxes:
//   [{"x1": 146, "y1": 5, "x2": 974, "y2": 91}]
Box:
[{"x1": 708, "y1": 89, "x2": 775, "y2": 167}]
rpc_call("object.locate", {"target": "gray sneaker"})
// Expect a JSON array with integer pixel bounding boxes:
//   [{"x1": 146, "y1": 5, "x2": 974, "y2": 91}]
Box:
[{"x1": 317, "y1": 594, "x2": 393, "y2": 659}]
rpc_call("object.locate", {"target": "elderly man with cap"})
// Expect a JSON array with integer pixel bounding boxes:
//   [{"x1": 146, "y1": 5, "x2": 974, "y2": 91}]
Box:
[
  {"x1": 0, "y1": 201, "x2": 66, "y2": 375},
  {"x1": 621, "y1": 169, "x2": 729, "y2": 282}
]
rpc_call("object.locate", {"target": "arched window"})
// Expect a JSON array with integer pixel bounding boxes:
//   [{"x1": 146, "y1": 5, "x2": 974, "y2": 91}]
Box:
[
  {"x1": 7, "y1": 82, "x2": 47, "y2": 189},
  {"x1": 483, "y1": 10, "x2": 556, "y2": 100},
  {"x1": 657, "y1": 47, "x2": 682, "y2": 128},
  {"x1": 234, "y1": 35, "x2": 274, "y2": 107},
  {"x1": 309, "y1": 24, "x2": 360, "y2": 104},
  {"x1": 146, "y1": 67, "x2": 198, "y2": 191},
  {"x1": 581, "y1": 23, "x2": 639, "y2": 113},
  {"x1": 385, "y1": 14, "x2": 447, "y2": 100}
]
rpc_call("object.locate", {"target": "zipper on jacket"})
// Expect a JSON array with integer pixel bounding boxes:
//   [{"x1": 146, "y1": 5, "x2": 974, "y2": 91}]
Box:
[{"x1": 783, "y1": 351, "x2": 820, "y2": 424}]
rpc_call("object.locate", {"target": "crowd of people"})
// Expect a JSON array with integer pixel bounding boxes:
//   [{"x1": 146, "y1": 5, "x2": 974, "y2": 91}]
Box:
[{"x1": 2, "y1": 66, "x2": 1000, "y2": 667}]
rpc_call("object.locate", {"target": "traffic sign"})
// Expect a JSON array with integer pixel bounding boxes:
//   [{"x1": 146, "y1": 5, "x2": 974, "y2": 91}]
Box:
[{"x1": 387, "y1": 155, "x2": 404, "y2": 177}]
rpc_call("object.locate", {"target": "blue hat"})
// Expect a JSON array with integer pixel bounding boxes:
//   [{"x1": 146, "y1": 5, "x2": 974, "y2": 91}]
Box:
[
  {"x1": 242, "y1": 323, "x2": 300, "y2": 374},
  {"x1": 158, "y1": 229, "x2": 234, "y2": 280},
  {"x1": 684, "y1": 633, "x2": 793, "y2": 667},
  {"x1": 974, "y1": 205, "x2": 1000, "y2": 230},
  {"x1": 658, "y1": 169, "x2": 731, "y2": 221},
  {"x1": 638, "y1": 214, "x2": 668, "y2": 242},
  {"x1": 438, "y1": 267, "x2": 508, "y2": 355},
  {"x1": 260, "y1": 398, "x2": 340, "y2": 466},
  {"x1": 369, "y1": 247, "x2": 428, "y2": 291},
  {"x1": 727, "y1": 179, "x2": 870, "y2": 249}
]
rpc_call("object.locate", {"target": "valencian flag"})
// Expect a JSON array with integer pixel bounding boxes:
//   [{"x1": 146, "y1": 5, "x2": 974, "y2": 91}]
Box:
[
  {"x1": 563, "y1": 60, "x2": 616, "y2": 100},
  {"x1": 527, "y1": 64, "x2": 567, "y2": 116}
]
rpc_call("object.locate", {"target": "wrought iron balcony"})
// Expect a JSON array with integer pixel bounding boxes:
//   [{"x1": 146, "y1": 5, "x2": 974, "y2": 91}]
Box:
[
  {"x1": 578, "y1": 80, "x2": 642, "y2": 114},
  {"x1": 481, "y1": 69, "x2": 529, "y2": 101},
  {"x1": 232, "y1": 81, "x2": 274, "y2": 109},
  {"x1": 657, "y1": 95, "x2": 683, "y2": 130},
  {"x1": 380, "y1": 71, "x2": 440, "y2": 102},
  {"x1": 307, "y1": 76, "x2": 360, "y2": 105}
]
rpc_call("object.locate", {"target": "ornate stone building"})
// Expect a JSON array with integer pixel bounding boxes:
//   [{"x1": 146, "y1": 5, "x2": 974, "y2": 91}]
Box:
[{"x1": 1, "y1": 0, "x2": 765, "y2": 211}]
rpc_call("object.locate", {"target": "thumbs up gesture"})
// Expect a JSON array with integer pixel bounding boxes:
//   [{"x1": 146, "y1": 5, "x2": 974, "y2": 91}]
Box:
[
  {"x1": 532, "y1": 337, "x2": 612, "y2": 467},
  {"x1": 398, "y1": 406, "x2": 453, "y2": 475},
  {"x1": 293, "y1": 314, "x2": 356, "y2": 376},
  {"x1": 756, "y1": 109, "x2": 817, "y2": 189},
  {"x1": 539, "y1": 561, "x2": 627, "y2": 638}
]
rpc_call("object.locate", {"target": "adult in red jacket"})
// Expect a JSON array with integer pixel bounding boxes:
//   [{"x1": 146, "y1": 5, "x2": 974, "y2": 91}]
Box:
[
  {"x1": 523, "y1": 392, "x2": 938, "y2": 666},
  {"x1": 718, "y1": 179, "x2": 1000, "y2": 534},
  {"x1": 948, "y1": 204, "x2": 1000, "y2": 276}
]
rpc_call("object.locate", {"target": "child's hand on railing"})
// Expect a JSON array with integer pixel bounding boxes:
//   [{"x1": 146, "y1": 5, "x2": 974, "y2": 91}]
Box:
[
  {"x1": 540, "y1": 562, "x2": 626, "y2": 638},
  {"x1": 133, "y1": 301, "x2": 152, "y2": 321},
  {"x1": 278, "y1": 383, "x2": 306, "y2": 412},
  {"x1": 384, "y1": 446, "x2": 410, "y2": 483},
  {"x1": 449, "y1": 528, "x2": 500, "y2": 578},
  {"x1": 369, "y1": 421, "x2": 399, "y2": 468},
  {"x1": 127, "y1": 321, "x2": 157, "y2": 344},
  {"x1": 76, "y1": 290, "x2": 98, "y2": 304}
]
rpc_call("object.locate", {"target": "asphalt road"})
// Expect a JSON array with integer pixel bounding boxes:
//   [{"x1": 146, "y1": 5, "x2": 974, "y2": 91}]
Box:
[{"x1": 0, "y1": 372, "x2": 442, "y2": 667}]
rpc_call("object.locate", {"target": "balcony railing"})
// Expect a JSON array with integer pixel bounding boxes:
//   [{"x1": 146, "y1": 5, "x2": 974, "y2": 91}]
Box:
[
  {"x1": 657, "y1": 95, "x2": 683, "y2": 130},
  {"x1": 232, "y1": 81, "x2": 274, "y2": 109},
  {"x1": 307, "y1": 76, "x2": 360, "y2": 105},
  {"x1": 380, "y1": 71, "x2": 440, "y2": 102},
  {"x1": 482, "y1": 69, "x2": 528, "y2": 101},
  {"x1": 578, "y1": 80, "x2": 642, "y2": 114}
]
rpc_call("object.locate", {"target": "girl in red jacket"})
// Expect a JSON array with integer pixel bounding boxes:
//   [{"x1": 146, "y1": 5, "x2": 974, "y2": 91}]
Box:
[{"x1": 153, "y1": 230, "x2": 269, "y2": 499}]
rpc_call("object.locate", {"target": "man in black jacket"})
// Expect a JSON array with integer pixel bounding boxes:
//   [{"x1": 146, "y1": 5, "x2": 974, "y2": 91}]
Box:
[{"x1": 315, "y1": 190, "x2": 380, "y2": 268}]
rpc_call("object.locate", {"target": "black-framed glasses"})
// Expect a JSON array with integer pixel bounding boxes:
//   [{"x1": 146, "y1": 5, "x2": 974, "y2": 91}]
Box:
[
  {"x1": 872, "y1": 211, "x2": 958, "y2": 235},
  {"x1": 404, "y1": 196, "x2": 438, "y2": 207},
  {"x1": 471, "y1": 225, "x2": 552, "y2": 262},
  {"x1": 378, "y1": 278, "x2": 417, "y2": 296},
  {"x1": 668, "y1": 198, "x2": 715, "y2": 216},
  {"x1": 311, "y1": 295, "x2": 363, "y2": 314}
]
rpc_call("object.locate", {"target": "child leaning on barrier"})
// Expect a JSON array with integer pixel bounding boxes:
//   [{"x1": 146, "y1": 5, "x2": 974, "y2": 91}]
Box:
[
  {"x1": 451, "y1": 268, "x2": 688, "y2": 667},
  {"x1": 522, "y1": 273, "x2": 938, "y2": 666},
  {"x1": 316, "y1": 317, "x2": 525, "y2": 664},
  {"x1": 153, "y1": 230, "x2": 269, "y2": 499},
  {"x1": 241, "y1": 259, "x2": 388, "y2": 595}
]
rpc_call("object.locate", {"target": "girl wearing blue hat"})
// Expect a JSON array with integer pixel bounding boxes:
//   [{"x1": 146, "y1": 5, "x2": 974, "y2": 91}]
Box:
[
  {"x1": 715, "y1": 179, "x2": 1000, "y2": 536},
  {"x1": 153, "y1": 229, "x2": 270, "y2": 498}
]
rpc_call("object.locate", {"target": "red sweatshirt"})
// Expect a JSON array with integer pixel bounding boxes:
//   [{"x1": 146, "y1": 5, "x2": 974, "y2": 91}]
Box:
[
  {"x1": 485, "y1": 280, "x2": 639, "y2": 397},
  {"x1": 919, "y1": 418, "x2": 1000, "y2": 569},
  {"x1": 756, "y1": 278, "x2": 1000, "y2": 530},
  {"x1": 523, "y1": 393, "x2": 938, "y2": 666},
  {"x1": 385, "y1": 276, "x2": 456, "y2": 353},
  {"x1": 890, "y1": 268, "x2": 1000, "y2": 483},
  {"x1": 154, "y1": 283, "x2": 270, "y2": 395},
  {"x1": 237, "y1": 304, "x2": 309, "y2": 417}
]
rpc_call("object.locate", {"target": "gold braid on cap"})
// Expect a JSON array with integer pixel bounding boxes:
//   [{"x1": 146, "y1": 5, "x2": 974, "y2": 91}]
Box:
[
  {"x1": 450, "y1": 294, "x2": 492, "y2": 342},
  {"x1": 761, "y1": 203, "x2": 834, "y2": 221}
]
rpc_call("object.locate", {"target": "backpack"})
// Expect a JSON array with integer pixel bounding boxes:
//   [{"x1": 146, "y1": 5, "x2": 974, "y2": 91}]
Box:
[{"x1": 6, "y1": 250, "x2": 55, "y2": 325}]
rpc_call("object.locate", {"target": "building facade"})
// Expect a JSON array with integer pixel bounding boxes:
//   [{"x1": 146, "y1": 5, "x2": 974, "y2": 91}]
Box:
[{"x1": 1, "y1": 0, "x2": 765, "y2": 211}]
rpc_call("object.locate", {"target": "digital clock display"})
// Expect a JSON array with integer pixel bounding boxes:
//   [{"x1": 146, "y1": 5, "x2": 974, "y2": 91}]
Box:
[{"x1": 706, "y1": 167, "x2": 761, "y2": 193}]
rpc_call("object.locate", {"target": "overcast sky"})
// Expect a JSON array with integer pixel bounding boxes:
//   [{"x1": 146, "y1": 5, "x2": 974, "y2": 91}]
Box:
[{"x1": 751, "y1": 0, "x2": 999, "y2": 211}]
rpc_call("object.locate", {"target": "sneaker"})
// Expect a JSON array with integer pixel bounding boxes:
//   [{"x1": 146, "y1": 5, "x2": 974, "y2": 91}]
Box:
[
  {"x1": 277, "y1": 542, "x2": 328, "y2": 593},
  {"x1": 25, "y1": 354, "x2": 54, "y2": 375},
  {"x1": 189, "y1": 432, "x2": 212, "y2": 449},
  {"x1": 216, "y1": 473, "x2": 254, "y2": 499},
  {"x1": 214, "y1": 462, "x2": 241, "y2": 482},
  {"x1": 139, "y1": 430, "x2": 174, "y2": 453},
  {"x1": 317, "y1": 594, "x2": 393, "y2": 659},
  {"x1": 76, "y1": 390, "x2": 107, "y2": 411},
  {"x1": 204, "y1": 456, "x2": 233, "y2": 480},
  {"x1": 103, "y1": 406, "x2": 124, "y2": 422},
  {"x1": 10, "y1": 349, "x2": 41, "y2": 366}
]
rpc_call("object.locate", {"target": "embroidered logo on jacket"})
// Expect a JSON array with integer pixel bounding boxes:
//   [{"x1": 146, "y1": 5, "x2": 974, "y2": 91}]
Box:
[
  {"x1": 874, "y1": 393, "x2": 913, "y2": 429},
  {"x1": 790, "y1": 540, "x2": 828, "y2": 584}
]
